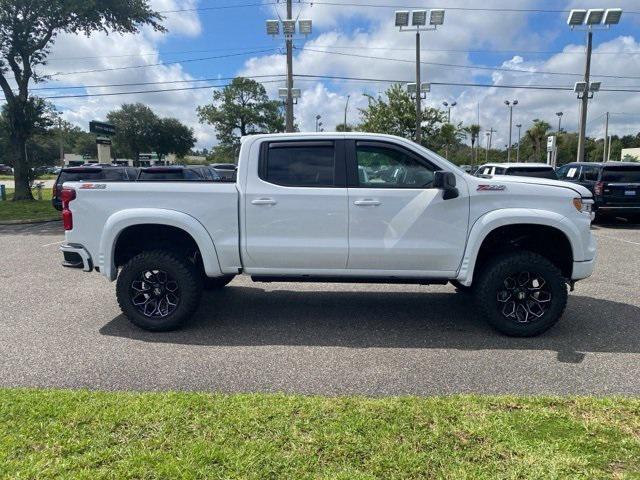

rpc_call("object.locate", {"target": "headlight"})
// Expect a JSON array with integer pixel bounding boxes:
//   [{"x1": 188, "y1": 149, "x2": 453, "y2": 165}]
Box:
[{"x1": 573, "y1": 197, "x2": 593, "y2": 214}]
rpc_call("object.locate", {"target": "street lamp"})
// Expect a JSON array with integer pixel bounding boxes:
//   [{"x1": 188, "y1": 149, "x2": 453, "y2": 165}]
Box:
[
  {"x1": 568, "y1": 6, "x2": 622, "y2": 162},
  {"x1": 315, "y1": 115, "x2": 322, "y2": 132},
  {"x1": 395, "y1": 8, "x2": 445, "y2": 144},
  {"x1": 267, "y1": 15, "x2": 313, "y2": 132},
  {"x1": 442, "y1": 101, "x2": 457, "y2": 123},
  {"x1": 556, "y1": 112, "x2": 564, "y2": 133},
  {"x1": 516, "y1": 124, "x2": 522, "y2": 162},
  {"x1": 504, "y1": 99, "x2": 518, "y2": 162}
]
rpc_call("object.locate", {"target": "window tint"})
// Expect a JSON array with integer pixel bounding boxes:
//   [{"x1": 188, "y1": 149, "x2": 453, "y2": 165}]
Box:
[
  {"x1": 494, "y1": 167, "x2": 505, "y2": 175},
  {"x1": 602, "y1": 167, "x2": 640, "y2": 183},
  {"x1": 355, "y1": 144, "x2": 435, "y2": 188},
  {"x1": 58, "y1": 168, "x2": 128, "y2": 183},
  {"x1": 266, "y1": 144, "x2": 335, "y2": 187},
  {"x1": 557, "y1": 165, "x2": 580, "y2": 180},
  {"x1": 581, "y1": 166, "x2": 599, "y2": 182},
  {"x1": 506, "y1": 167, "x2": 557, "y2": 179}
]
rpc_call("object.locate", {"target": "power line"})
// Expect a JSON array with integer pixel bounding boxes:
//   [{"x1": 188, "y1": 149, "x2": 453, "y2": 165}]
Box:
[
  {"x1": 297, "y1": 47, "x2": 640, "y2": 81},
  {"x1": 46, "y1": 49, "x2": 277, "y2": 77}
]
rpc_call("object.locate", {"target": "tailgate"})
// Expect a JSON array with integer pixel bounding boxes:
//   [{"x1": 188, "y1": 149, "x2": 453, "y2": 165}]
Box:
[{"x1": 601, "y1": 166, "x2": 640, "y2": 206}]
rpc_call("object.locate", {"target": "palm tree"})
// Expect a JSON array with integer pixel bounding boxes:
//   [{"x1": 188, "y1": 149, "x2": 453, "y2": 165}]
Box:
[
  {"x1": 464, "y1": 124, "x2": 481, "y2": 163},
  {"x1": 525, "y1": 119, "x2": 551, "y2": 162},
  {"x1": 440, "y1": 123, "x2": 466, "y2": 160}
]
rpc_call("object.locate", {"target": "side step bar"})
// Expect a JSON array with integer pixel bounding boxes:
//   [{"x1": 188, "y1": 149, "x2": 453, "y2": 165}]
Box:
[{"x1": 251, "y1": 276, "x2": 448, "y2": 285}]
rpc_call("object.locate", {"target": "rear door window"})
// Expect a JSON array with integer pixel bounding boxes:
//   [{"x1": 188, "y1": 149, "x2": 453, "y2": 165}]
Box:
[
  {"x1": 602, "y1": 167, "x2": 640, "y2": 183},
  {"x1": 581, "y1": 166, "x2": 599, "y2": 182},
  {"x1": 263, "y1": 142, "x2": 336, "y2": 187}
]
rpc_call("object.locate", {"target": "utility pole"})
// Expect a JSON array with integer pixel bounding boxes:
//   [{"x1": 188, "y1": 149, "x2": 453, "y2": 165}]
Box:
[
  {"x1": 344, "y1": 94, "x2": 350, "y2": 130},
  {"x1": 556, "y1": 111, "x2": 563, "y2": 134},
  {"x1": 285, "y1": 0, "x2": 294, "y2": 133},
  {"x1": 57, "y1": 117, "x2": 64, "y2": 166},
  {"x1": 505, "y1": 99, "x2": 518, "y2": 162},
  {"x1": 485, "y1": 128, "x2": 496, "y2": 162},
  {"x1": 516, "y1": 124, "x2": 522, "y2": 162},
  {"x1": 576, "y1": 31, "x2": 593, "y2": 162},
  {"x1": 603, "y1": 111, "x2": 609, "y2": 162},
  {"x1": 415, "y1": 30, "x2": 422, "y2": 143}
]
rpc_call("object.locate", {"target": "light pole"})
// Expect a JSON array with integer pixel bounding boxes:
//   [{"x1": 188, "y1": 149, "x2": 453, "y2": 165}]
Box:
[
  {"x1": 266, "y1": 13, "x2": 313, "y2": 132},
  {"x1": 485, "y1": 128, "x2": 496, "y2": 163},
  {"x1": 516, "y1": 124, "x2": 522, "y2": 162},
  {"x1": 568, "y1": 7, "x2": 622, "y2": 161},
  {"x1": 395, "y1": 9, "x2": 445, "y2": 144},
  {"x1": 556, "y1": 111, "x2": 563, "y2": 133},
  {"x1": 442, "y1": 101, "x2": 457, "y2": 123},
  {"x1": 344, "y1": 95, "x2": 350, "y2": 131},
  {"x1": 315, "y1": 115, "x2": 322, "y2": 132},
  {"x1": 504, "y1": 99, "x2": 518, "y2": 162}
]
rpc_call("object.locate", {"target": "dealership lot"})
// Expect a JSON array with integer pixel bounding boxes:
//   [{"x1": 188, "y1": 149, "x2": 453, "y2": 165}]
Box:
[{"x1": 1, "y1": 220, "x2": 639, "y2": 395}]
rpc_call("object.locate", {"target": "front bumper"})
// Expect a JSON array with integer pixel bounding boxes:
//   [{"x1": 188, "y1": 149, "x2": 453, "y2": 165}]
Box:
[{"x1": 60, "y1": 243, "x2": 93, "y2": 272}]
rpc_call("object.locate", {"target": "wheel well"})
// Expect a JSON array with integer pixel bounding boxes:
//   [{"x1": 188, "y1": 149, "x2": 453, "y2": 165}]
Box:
[
  {"x1": 474, "y1": 224, "x2": 573, "y2": 280},
  {"x1": 114, "y1": 224, "x2": 202, "y2": 269}
]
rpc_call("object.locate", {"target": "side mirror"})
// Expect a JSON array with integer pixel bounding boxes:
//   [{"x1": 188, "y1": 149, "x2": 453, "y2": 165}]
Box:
[{"x1": 433, "y1": 171, "x2": 459, "y2": 200}]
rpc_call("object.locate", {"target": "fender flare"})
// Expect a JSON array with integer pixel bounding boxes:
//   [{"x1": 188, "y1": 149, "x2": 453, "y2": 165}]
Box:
[
  {"x1": 99, "y1": 208, "x2": 223, "y2": 281},
  {"x1": 456, "y1": 208, "x2": 583, "y2": 286}
]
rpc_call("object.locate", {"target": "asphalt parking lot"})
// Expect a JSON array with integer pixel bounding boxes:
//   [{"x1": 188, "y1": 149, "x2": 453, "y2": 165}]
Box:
[{"x1": 1, "y1": 220, "x2": 639, "y2": 396}]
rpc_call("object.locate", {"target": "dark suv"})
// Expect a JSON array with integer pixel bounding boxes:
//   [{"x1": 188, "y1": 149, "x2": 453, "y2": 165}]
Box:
[
  {"x1": 52, "y1": 165, "x2": 136, "y2": 211},
  {"x1": 557, "y1": 162, "x2": 640, "y2": 220}
]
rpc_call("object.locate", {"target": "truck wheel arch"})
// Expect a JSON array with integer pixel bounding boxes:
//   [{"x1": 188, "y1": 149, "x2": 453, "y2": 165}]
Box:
[
  {"x1": 99, "y1": 208, "x2": 223, "y2": 281},
  {"x1": 457, "y1": 209, "x2": 578, "y2": 286}
]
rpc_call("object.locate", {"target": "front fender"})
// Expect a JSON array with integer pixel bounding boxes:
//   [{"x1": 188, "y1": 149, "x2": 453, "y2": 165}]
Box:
[
  {"x1": 456, "y1": 208, "x2": 582, "y2": 286},
  {"x1": 99, "y1": 208, "x2": 223, "y2": 281}
]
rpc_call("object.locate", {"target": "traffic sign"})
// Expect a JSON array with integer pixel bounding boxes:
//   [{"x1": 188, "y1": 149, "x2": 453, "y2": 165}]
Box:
[{"x1": 89, "y1": 121, "x2": 116, "y2": 136}]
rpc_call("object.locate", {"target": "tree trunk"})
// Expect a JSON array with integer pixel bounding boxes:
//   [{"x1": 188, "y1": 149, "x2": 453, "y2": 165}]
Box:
[{"x1": 11, "y1": 136, "x2": 34, "y2": 201}]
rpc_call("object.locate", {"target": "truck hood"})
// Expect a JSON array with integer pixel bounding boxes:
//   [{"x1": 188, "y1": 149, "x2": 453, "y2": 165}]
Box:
[{"x1": 488, "y1": 175, "x2": 592, "y2": 198}]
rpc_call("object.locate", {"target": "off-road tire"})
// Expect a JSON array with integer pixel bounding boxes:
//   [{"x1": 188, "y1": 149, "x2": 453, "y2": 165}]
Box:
[
  {"x1": 204, "y1": 275, "x2": 235, "y2": 290},
  {"x1": 116, "y1": 249, "x2": 203, "y2": 331},
  {"x1": 474, "y1": 251, "x2": 568, "y2": 337}
]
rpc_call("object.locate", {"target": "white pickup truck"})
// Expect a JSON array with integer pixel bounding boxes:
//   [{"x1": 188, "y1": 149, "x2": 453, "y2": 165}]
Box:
[{"x1": 60, "y1": 133, "x2": 596, "y2": 337}]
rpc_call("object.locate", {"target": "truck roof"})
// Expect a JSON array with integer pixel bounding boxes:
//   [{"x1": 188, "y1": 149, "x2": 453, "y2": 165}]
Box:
[{"x1": 480, "y1": 163, "x2": 554, "y2": 169}]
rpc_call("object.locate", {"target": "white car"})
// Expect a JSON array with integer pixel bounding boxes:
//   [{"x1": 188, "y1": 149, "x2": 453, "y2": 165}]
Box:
[
  {"x1": 59, "y1": 133, "x2": 596, "y2": 337},
  {"x1": 475, "y1": 162, "x2": 558, "y2": 180}
]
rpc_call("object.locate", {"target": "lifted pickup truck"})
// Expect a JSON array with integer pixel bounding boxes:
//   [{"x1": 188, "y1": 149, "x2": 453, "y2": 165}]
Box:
[{"x1": 60, "y1": 133, "x2": 596, "y2": 337}]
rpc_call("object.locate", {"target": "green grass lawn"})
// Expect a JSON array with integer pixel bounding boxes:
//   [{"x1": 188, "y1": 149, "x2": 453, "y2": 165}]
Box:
[
  {"x1": 0, "y1": 174, "x2": 57, "y2": 180},
  {"x1": 1, "y1": 390, "x2": 638, "y2": 479},
  {"x1": 0, "y1": 188, "x2": 59, "y2": 222}
]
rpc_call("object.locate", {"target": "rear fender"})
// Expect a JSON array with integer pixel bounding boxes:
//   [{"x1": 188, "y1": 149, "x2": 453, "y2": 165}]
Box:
[{"x1": 99, "y1": 208, "x2": 223, "y2": 281}]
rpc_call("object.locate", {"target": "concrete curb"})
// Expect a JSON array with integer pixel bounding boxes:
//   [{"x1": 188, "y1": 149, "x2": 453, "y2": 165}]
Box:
[{"x1": 0, "y1": 218, "x2": 60, "y2": 226}]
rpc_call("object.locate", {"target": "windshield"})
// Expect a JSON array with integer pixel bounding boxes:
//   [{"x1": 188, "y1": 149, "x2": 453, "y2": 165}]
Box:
[{"x1": 602, "y1": 167, "x2": 640, "y2": 183}]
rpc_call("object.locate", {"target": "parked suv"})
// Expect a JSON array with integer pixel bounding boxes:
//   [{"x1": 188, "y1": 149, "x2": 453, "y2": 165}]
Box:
[
  {"x1": 557, "y1": 162, "x2": 640, "y2": 221},
  {"x1": 52, "y1": 165, "x2": 136, "y2": 211},
  {"x1": 475, "y1": 163, "x2": 558, "y2": 180},
  {"x1": 135, "y1": 165, "x2": 223, "y2": 182}
]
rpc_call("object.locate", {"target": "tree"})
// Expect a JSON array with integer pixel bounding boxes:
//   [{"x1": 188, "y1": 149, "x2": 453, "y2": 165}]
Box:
[
  {"x1": 107, "y1": 103, "x2": 159, "y2": 166},
  {"x1": 153, "y1": 117, "x2": 196, "y2": 163},
  {"x1": 464, "y1": 124, "x2": 481, "y2": 163},
  {"x1": 197, "y1": 77, "x2": 285, "y2": 156},
  {"x1": 438, "y1": 123, "x2": 466, "y2": 160},
  {"x1": 525, "y1": 120, "x2": 551, "y2": 162},
  {"x1": 0, "y1": 1, "x2": 164, "y2": 200},
  {"x1": 336, "y1": 123, "x2": 354, "y2": 132},
  {"x1": 358, "y1": 84, "x2": 445, "y2": 149}
]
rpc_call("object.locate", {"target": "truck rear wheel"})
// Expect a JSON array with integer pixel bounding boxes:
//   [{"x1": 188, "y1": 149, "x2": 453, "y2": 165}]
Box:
[
  {"x1": 474, "y1": 251, "x2": 567, "y2": 337},
  {"x1": 116, "y1": 250, "x2": 203, "y2": 331}
]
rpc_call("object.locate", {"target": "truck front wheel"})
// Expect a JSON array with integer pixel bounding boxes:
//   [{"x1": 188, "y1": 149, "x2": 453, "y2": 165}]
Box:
[
  {"x1": 116, "y1": 250, "x2": 203, "y2": 331},
  {"x1": 474, "y1": 251, "x2": 568, "y2": 337}
]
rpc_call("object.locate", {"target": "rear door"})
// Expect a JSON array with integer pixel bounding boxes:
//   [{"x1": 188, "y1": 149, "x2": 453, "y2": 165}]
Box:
[
  {"x1": 601, "y1": 165, "x2": 640, "y2": 206},
  {"x1": 346, "y1": 140, "x2": 468, "y2": 274},
  {"x1": 243, "y1": 140, "x2": 349, "y2": 271}
]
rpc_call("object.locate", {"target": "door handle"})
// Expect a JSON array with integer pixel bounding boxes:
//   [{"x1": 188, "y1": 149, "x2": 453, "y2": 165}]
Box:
[
  {"x1": 251, "y1": 198, "x2": 277, "y2": 206},
  {"x1": 354, "y1": 199, "x2": 381, "y2": 206}
]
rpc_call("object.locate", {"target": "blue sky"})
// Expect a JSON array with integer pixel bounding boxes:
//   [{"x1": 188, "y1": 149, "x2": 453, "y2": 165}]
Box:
[{"x1": 36, "y1": 0, "x2": 640, "y2": 149}]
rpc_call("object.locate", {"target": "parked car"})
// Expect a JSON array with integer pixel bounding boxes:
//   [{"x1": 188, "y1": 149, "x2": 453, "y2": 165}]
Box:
[
  {"x1": 52, "y1": 165, "x2": 136, "y2": 211},
  {"x1": 59, "y1": 133, "x2": 595, "y2": 337},
  {"x1": 475, "y1": 163, "x2": 558, "y2": 180},
  {"x1": 210, "y1": 163, "x2": 238, "y2": 182},
  {"x1": 557, "y1": 162, "x2": 640, "y2": 221},
  {"x1": 135, "y1": 165, "x2": 223, "y2": 182},
  {"x1": 0, "y1": 164, "x2": 13, "y2": 175}
]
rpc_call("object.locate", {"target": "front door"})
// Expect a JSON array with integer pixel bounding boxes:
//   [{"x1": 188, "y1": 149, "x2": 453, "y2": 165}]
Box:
[
  {"x1": 346, "y1": 140, "x2": 469, "y2": 275},
  {"x1": 243, "y1": 140, "x2": 348, "y2": 271}
]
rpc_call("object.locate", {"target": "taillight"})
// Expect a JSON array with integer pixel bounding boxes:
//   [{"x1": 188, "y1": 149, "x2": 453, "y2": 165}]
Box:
[
  {"x1": 60, "y1": 188, "x2": 76, "y2": 231},
  {"x1": 594, "y1": 181, "x2": 604, "y2": 196}
]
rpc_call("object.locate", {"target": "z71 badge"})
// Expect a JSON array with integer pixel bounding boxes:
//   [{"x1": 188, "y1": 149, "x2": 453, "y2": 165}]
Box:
[{"x1": 477, "y1": 184, "x2": 506, "y2": 191}]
